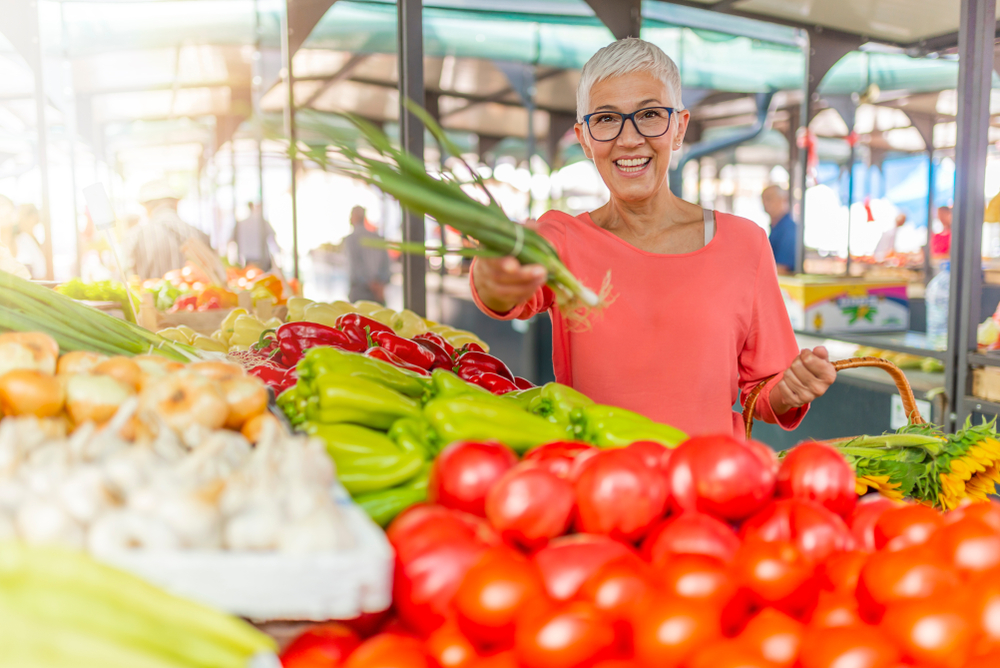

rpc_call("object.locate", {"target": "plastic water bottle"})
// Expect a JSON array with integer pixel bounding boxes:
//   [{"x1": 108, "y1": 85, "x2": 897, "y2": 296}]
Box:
[{"x1": 926, "y1": 261, "x2": 950, "y2": 350}]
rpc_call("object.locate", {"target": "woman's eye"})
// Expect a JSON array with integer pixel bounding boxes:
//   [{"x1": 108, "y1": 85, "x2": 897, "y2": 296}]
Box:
[
  {"x1": 594, "y1": 114, "x2": 618, "y2": 124},
  {"x1": 642, "y1": 109, "x2": 664, "y2": 119}
]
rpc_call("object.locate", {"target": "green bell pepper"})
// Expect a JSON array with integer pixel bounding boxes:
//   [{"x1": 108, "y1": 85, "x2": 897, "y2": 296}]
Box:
[
  {"x1": 502, "y1": 386, "x2": 543, "y2": 410},
  {"x1": 578, "y1": 404, "x2": 687, "y2": 448},
  {"x1": 299, "y1": 346, "x2": 429, "y2": 397},
  {"x1": 307, "y1": 375, "x2": 422, "y2": 429},
  {"x1": 424, "y1": 395, "x2": 572, "y2": 453},
  {"x1": 303, "y1": 422, "x2": 425, "y2": 494},
  {"x1": 388, "y1": 417, "x2": 440, "y2": 459},
  {"x1": 429, "y1": 368, "x2": 491, "y2": 399},
  {"x1": 353, "y1": 464, "x2": 430, "y2": 527},
  {"x1": 530, "y1": 383, "x2": 595, "y2": 425}
]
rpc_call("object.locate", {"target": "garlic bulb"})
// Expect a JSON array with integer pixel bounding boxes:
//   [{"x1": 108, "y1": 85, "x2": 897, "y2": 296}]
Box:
[
  {"x1": 16, "y1": 496, "x2": 85, "y2": 548},
  {"x1": 88, "y1": 509, "x2": 182, "y2": 552},
  {"x1": 0, "y1": 512, "x2": 15, "y2": 540},
  {"x1": 224, "y1": 502, "x2": 282, "y2": 551},
  {"x1": 57, "y1": 465, "x2": 115, "y2": 524},
  {"x1": 279, "y1": 507, "x2": 355, "y2": 553}
]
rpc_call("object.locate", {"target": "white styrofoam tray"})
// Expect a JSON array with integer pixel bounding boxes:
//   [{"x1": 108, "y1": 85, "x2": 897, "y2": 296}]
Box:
[{"x1": 92, "y1": 486, "x2": 394, "y2": 623}]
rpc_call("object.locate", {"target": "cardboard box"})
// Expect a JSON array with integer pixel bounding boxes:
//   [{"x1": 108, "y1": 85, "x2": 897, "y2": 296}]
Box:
[
  {"x1": 778, "y1": 276, "x2": 909, "y2": 333},
  {"x1": 973, "y1": 367, "x2": 1000, "y2": 403}
]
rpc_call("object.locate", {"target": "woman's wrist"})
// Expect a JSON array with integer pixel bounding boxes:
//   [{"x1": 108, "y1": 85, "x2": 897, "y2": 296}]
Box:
[{"x1": 768, "y1": 383, "x2": 795, "y2": 416}]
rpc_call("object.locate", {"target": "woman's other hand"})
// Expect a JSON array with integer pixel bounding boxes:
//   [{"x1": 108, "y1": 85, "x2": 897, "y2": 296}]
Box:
[
  {"x1": 472, "y1": 256, "x2": 548, "y2": 314},
  {"x1": 770, "y1": 346, "x2": 837, "y2": 415}
]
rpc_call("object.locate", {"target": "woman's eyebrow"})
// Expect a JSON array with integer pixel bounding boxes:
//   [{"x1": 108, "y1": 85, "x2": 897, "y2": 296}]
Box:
[{"x1": 593, "y1": 99, "x2": 663, "y2": 112}]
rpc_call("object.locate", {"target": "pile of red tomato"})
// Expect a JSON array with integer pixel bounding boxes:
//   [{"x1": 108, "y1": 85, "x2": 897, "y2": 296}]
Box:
[{"x1": 280, "y1": 434, "x2": 1000, "y2": 668}]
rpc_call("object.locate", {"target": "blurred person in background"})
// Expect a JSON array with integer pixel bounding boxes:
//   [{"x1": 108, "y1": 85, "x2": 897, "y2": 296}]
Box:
[
  {"x1": 761, "y1": 185, "x2": 797, "y2": 275},
  {"x1": 123, "y1": 180, "x2": 210, "y2": 280},
  {"x1": 229, "y1": 201, "x2": 276, "y2": 271},
  {"x1": 344, "y1": 205, "x2": 390, "y2": 303},
  {"x1": 931, "y1": 205, "x2": 952, "y2": 258},
  {"x1": 0, "y1": 202, "x2": 48, "y2": 278},
  {"x1": 873, "y1": 212, "x2": 907, "y2": 262}
]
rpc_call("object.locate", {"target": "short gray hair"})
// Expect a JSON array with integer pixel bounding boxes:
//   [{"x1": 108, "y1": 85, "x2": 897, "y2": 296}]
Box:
[{"x1": 576, "y1": 38, "x2": 683, "y2": 123}]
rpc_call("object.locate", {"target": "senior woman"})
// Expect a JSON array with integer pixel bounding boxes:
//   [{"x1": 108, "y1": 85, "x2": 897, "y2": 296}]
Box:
[{"x1": 471, "y1": 38, "x2": 836, "y2": 438}]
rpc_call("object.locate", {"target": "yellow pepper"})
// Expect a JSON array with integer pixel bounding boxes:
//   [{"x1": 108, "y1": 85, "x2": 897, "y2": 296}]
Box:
[
  {"x1": 393, "y1": 309, "x2": 429, "y2": 339},
  {"x1": 263, "y1": 317, "x2": 283, "y2": 329},
  {"x1": 211, "y1": 330, "x2": 228, "y2": 345},
  {"x1": 286, "y1": 297, "x2": 313, "y2": 322},
  {"x1": 302, "y1": 303, "x2": 341, "y2": 328},
  {"x1": 218, "y1": 308, "x2": 249, "y2": 345},
  {"x1": 229, "y1": 314, "x2": 267, "y2": 348},
  {"x1": 445, "y1": 332, "x2": 490, "y2": 353},
  {"x1": 157, "y1": 327, "x2": 192, "y2": 344},
  {"x1": 368, "y1": 308, "x2": 398, "y2": 329},
  {"x1": 191, "y1": 335, "x2": 228, "y2": 353},
  {"x1": 353, "y1": 300, "x2": 384, "y2": 315},
  {"x1": 429, "y1": 324, "x2": 457, "y2": 335}
]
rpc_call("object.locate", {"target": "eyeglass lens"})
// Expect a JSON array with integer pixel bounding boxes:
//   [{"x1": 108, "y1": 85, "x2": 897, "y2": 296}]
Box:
[{"x1": 588, "y1": 108, "x2": 672, "y2": 141}]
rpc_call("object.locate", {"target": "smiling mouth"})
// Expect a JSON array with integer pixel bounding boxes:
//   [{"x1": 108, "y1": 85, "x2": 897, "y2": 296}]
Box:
[{"x1": 614, "y1": 157, "x2": 651, "y2": 173}]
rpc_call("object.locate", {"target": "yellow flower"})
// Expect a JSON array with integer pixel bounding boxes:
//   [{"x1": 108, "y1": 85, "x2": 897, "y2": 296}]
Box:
[
  {"x1": 937, "y1": 441, "x2": 1000, "y2": 510},
  {"x1": 856, "y1": 475, "x2": 905, "y2": 501}
]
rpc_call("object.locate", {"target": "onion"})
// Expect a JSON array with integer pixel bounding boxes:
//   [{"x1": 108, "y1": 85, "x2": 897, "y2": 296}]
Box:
[
  {"x1": 56, "y1": 351, "x2": 108, "y2": 375},
  {"x1": 138, "y1": 371, "x2": 228, "y2": 433},
  {"x1": 65, "y1": 374, "x2": 136, "y2": 426},
  {"x1": 221, "y1": 376, "x2": 268, "y2": 430},
  {"x1": 0, "y1": 332, "x2": 59, "y2": 376},
  {"x1": 132, "y1": 354, "x2": 184, "y2": 390},
  {"x1": 240, "y1": 412, "x2": 279, "y2": 443},
  {"x1": 0, "y1": 370, "x2": 65, "y2": 418},
  {"x1": 93, "y1": 356, "x2": 143, "y2": 391},
  {"x1": 189, "y1": 360, "x2": 246, "y2": 382}
]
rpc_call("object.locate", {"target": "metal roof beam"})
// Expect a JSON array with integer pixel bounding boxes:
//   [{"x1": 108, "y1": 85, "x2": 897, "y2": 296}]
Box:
[
  {"x1": 583, "y1": 0, "x2": 641, "y2": 41},
  {"x1": 439, "y1": 67, "x2": 567, "y2": 120},
  {"x1": 299, "y1": 52, "x2": 372, "y2": 108}
]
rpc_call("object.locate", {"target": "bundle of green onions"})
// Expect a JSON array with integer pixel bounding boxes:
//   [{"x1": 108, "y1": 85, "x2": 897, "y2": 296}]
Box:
[
  {"x1": 811, "y1": 419, "x2": 1000, "y2": 510},
  {"x1": 0, "y1": 270, "x2": 196, "y2": 362},
  {"x1": 323, "y1": 102, "x2": 607, "y2": 320}
]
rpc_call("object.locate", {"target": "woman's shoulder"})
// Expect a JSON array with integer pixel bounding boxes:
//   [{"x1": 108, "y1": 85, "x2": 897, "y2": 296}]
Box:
[{"x1": 715, "y1": 211, "x2": 768, "y2": 248}]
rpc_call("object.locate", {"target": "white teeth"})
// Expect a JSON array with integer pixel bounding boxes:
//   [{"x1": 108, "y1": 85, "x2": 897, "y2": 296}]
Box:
[{"x1": 615, "y1": 157, "x2": 650, "y2": 173}]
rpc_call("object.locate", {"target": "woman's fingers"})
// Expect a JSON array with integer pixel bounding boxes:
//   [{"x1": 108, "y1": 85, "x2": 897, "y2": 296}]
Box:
[
  {"x1": 779, "y1": 347, "x2": 837, "y2": 407},
  {"x1": 473, "y1": 256, "x2": 547, "y2": 313}
]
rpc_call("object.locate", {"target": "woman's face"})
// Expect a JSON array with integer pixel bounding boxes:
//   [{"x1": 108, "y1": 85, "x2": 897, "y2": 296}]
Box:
[{"x1": 575, "y1": 71, "x2": 690, "y2": 204}]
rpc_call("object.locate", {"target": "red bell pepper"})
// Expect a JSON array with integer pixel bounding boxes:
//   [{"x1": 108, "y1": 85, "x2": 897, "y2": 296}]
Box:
[
  {"x1": 336, "y1": 313, "x2": 394, "y2": 336},
  {"x1": 457, "y1": 342, "x2": 486, "y2": 354},
  {"x1": 455, "y1": 350, "x2": 515, "y2": 381},
  {"x1": 365, "y1": 347, "x2": 431, "y2": 376},
  {"x1": 370, "y1": 331, "x2": 435, "y2": 370},
  {"x1": 513, "y1": 376, "x2": 536, "y2": 390},
  {"x1": 413, "y1": 337, "x2": 453, "y2": 370},
  {"x1": 276, "y1": 322, "x2": 355, "y2": 367},
  {"x1": 414, "y1": 332, "x2": 455, "y2": 357},
  {"x1": 465, "y1": 369, "x2": 518, "y2": 395},
  {"x1": 169, "y1": 294, "x2": 198, "y2": 313},
  {"x1": 247, "y1": 362, "x2": 297, "y2": 393},
  {"x1": 338, "y1": 322, "x2": 372, "y2": 353}
]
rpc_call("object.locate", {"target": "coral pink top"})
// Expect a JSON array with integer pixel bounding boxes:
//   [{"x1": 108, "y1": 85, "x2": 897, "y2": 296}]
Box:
[{"x1": 471, "y1": 210, "x2": 807, "y2": 438}]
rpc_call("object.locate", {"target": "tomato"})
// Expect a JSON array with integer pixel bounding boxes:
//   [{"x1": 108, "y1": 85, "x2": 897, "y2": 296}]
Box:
[
  {"x1": 775, "y1": 442, "x2": 856, "y2": 519},
  {"x1": 741, "y1": 499, "x2": 856, "y2": 563},
  {"x1": 733, "y1": 539, "x2": 816, "y2": 617},
  {"x1": 280, "y1": 623, "x2": 361, "y2": 668},
  {"x1": 665, "y1": 434, "x2": 776, "y2": 522},
  {"x1": 339, "y1": 611, "x2": 392, "y2": 639},
  {"x1": 425, "y1": 622, "x2": 479, "y2": 668},
  {"x1": 577, "y1": 556, "x2": 656, "y2": 651},
  {"x1": 930, "y1": 517, "x2": 1000, "y2": 574},
  {"x1": 798, "y1": 626, "x2": 901, "y2": 668},
  {"x1": 856, "y1": 545, "x2": 960, "y2": 622},
  {"x1": 532, "y1": 534, "x2": 639, "y2": 601},
  {"x1": 391, "y1": 508, "x2": 497, "y2": 636},
  {"x1": 429, "y1": 441, "x2": 519, "y2": 517},
  {"x1": 631, "y1": 597, "x2": 722, "y2": 668},
  {"x1": 523, "y1": 442, "x2": 597, "y2": 479},
  {"x1": 966, "y1": 651, "x2": 1000, "y2": 668},
  {"x1": 736, "y1": 607, "x2": 804, "y2": 668},
  {"x1": 873, "y1": 504, "x2": 944, "y2": 551},
  {"x1": 809, "y1": 591, "x2": 862, "y2": 628},
  {"x1": 946, "y1": 499, "x2": 1000, "y2": 531},
  {"x1": 850, "y1": 496, "x2": 903, "y2": 552},
  {"x1": 642, "y1": 512, "x2": 741, "y2": 565},
  {"x1": 453, "y1": 547, "x2": 545, "y2": 648},
  {"x1": 880, "y1": 600, "x2": 974, "y2": 668},
  {"x1": 485, "y1": 463, "x2": 575, "y2": 551},
  {"x1": 573, "y1": 448, "x2": 669, "y2": 542},
  {"x1": 746, "y1": 439, "x2": 779, "y2": 474},
  {"x1": 343, "y1": 634, "x2": 430, "y2": 668},
  {"x1": 389, "y1": 505, "x2": 499, "y2": 553},
  {"x1": 468, "y1": 649, "x2": 519, "y2": 668},
  {"x1": 658, "y1": 554, "x2": 736, "y2": 608},
  {"x1": 514, "y1": 600, "x2": 616, "y2": 668},
  {"x1": 687, "y1": 640, "x2": 777, "y2": 668},
  {"x1": 624, "y1": 440, "x2": 673, "y2": 473},
  {"x1": 968, "y1": 576, "x2": 1000, "y2": 652},
  {"x1": 817, "y1": 550, "x2": 867, "y2": 593}
]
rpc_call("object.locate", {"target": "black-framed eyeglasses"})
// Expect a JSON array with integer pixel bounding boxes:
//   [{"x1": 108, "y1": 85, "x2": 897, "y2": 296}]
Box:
[{"x1": 582, "y1": 107, "x2": 676, "y2": 142}]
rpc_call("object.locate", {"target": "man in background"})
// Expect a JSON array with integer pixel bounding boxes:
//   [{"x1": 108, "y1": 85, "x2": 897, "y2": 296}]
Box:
[
  {"x1": 344, "y1": 205, "x2": 390, "y2": 304},
  {"x1": 762, "y1": 185, "x2": 797, "y2": 275},
  {"x1": 123, "y1": 180, "x2": 209, "y2": 280},
  {"x1": 230, "y1": 201, "x2": 276, "y2": 271},
  {"x1": 931, "y1": 205, "x2": 952, "y2": 258}
]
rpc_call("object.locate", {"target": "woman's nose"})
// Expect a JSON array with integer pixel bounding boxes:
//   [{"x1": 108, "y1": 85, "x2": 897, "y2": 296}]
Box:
[{"x1": 617, "y1": 119, "x2": 645, "y2": 146}]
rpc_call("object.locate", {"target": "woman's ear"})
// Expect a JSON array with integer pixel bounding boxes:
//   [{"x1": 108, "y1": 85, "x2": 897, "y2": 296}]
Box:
[
  {"x1": 672, "y1": 109, "x2": 691, "y2": 150},
  {"x1": 574, "y1": 123, "x2": 594, "y2": 160}
]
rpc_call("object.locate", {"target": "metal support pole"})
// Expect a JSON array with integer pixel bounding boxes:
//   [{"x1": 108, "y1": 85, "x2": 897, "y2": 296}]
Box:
[
  {"x1": 925, "y1": 149, "x2": 935, "y2": 285},
  {"x1": 253, "y1": 0, "x2": 265, "y2": 213},
  {"x1": 29, "y1": 0, "x2": 52, "y2": 279},
  {"x1": 795, "y1": 32, "x2": 810, "y2": 274},
  {"x1": 949, "y1": 0, "x2": 995, "y2": 428},
  {"x1": 526, "y1": 93, "x2": 536, "y2": 216},
  {"x1": 281, "y1": 0, "x2": 300, "y2": 280},
  {"x1": 845, "y1": 144, "x2": 855, "y2": 276},
  {"x1": 61, "y1": 1, "x2": 81, "y2": 278},
  {"x1": 398, "y1": 0, "x2": 426, "y2": 315}
]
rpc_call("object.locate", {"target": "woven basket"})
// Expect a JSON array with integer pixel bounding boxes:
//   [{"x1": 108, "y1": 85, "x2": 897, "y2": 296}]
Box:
[{"x1": 741, "y1": 356, "x2": 926, "y2": 441}]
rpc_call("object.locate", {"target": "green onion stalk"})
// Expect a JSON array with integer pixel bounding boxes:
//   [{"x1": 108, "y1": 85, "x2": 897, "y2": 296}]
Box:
[
  {"x1": 299, "y1": 102, "x2": 609, "y2": 323},
  {"x1": 0, "y1": 270, "x2": 198, "y2": 362}
]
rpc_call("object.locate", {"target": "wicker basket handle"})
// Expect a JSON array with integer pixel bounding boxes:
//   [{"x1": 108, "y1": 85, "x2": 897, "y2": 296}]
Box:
[{"x1": 742, "y1": 356, "x2": 926, "y2": 440}]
